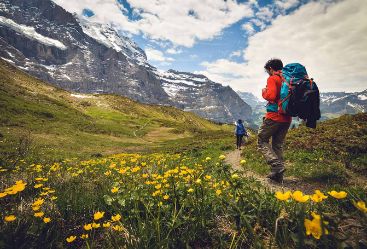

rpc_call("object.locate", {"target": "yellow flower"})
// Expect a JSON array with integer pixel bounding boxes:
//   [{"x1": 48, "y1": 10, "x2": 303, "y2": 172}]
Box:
[
  {"x1": 187, "y1": 188, "x2": 194, "y2": 193},
  {"x1": 111, "y1": 214, "x2": 121, "y2": 222},
  {"x1": 314, "y1": 190, "x2": 328, "y2": 200},
  {"x1": 131, "y1": 166, "x2": 140, "y2": 172},
  {"x1": 92, "y1": 222, "x2": 100, "y2": 228},
  {"x1": 32, "y1": 198, "x2": 44, "y2": 207},
  {"x1": 84, "y1": 223, "x2": 92, "y2": 231},
  {"x1": 94, "y1": 211, "x2": 105, "y2": 220},
  {"x1": 112, "y1": 225, "x2": 123, "y2": 231},
  {"x1": 204, "y1": 175, "x2": 212, "y2": 180},
  {"x1": 275, "y1": 191, "x2": 291, "y2": 201},
  {"x1": 205, "y1": 157, "x2": 211, "y2": 161},
  {"x1": 51, "y1": 196, "x2": 57, "y2": 200},
  {"x1": 216, "y1": 189, "x2": 222, "y2": 195},
  {"x1": 32, "y1": 206, "x2": 40, "y2": 211},
  {"x1": 111, "y1": 187, "x2": 119, "y2": 193},
  {"x1": 195, "y1": 179, "x2": 202, "y2": 184},
  {"x1": 354, "y1": 200, "x2": 367, "y2": 213},
  {"x1": 81, "y1": 234, "x2": 89, "y2": 239},
  {"x1": 142, "y1": 174, "x2": 149, "y2": 178},
  {"x1": 304, "y1": 213, "x2": 329, "y2": 240},
  {"x1": 34, "y1": 184, "x2": 43, "y2": 189},
  {"x1": 240, "y1": 160, "x2": 246, "y2": 165},
  {"x1": 13, "y1": 181, "x2": 27, "y2": 192},
  {"x1": 292, "y1": 191, "x2": 310, "y2": 203},
  {"x1": 311, "y1": 194, "x2": 323, "y2": 203},
  {"x1": 231, "y1": 174, "x2": 239, "y2": 179},
  {"x1": 163, "y1": 194, "x2": 169, "y2": 200},
  {"x1": 155, "y1": 184, "x2": 162, "y2": 190},
  {"x1": 0, "y1": 192, "x2": 7, "y2": 198},
  {"x1": 219, "y1": 155, "x2": 226, "y2": 160},
  {"x1": 104, "y1": 171, "x2": 111, "y2": 176},
  {"x1": 4, "y1": 215, "x2": 16, "y2": 222},
  {"x1": 103, "y1": 222, "x2": 111, "y2": 228},
  {"x1": 328, "y1": 190, "x2": 347, "y2": 199},
  {"x1": 43, "y1": 217, "x2": 51, "y2": 223},
  {"x1": 66, "y1": 236, "x2": 76, "y2": 243},
  {"x1": 34, "y1": 212, "x2": 44, "y2": 217}
]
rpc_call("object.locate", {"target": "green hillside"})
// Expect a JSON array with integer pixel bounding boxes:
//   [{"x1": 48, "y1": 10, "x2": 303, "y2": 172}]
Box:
[
  {"x1": 1, "y1": 60, "x2": 366, "y2": 249},
  {"x1": 242, "y1": 113, "x2": 367, "y2": 183},
  {"x1": 0, "y1": 60, "x2": 231, "y2": 164}
]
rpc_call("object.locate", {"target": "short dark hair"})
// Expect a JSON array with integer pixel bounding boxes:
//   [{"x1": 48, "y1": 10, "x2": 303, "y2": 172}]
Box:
[{"x1": 264, "y1": 58, "x2": 283, "y2": 71}]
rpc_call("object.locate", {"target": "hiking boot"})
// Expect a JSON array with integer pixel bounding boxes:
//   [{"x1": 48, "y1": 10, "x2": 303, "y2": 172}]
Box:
[{"x1": 267, "y1": 169, "x2": 286, "y2": 183}]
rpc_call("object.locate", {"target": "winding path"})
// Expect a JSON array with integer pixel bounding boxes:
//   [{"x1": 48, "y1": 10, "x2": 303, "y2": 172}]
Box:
[{"x1": 224, "y1": 150, "x2": 327, "y2": 193}]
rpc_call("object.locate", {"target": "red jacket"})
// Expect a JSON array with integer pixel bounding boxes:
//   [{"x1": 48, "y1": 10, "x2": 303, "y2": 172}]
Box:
[{"x1": 262, "y1": 72, "x2": 292, "y2": 123}]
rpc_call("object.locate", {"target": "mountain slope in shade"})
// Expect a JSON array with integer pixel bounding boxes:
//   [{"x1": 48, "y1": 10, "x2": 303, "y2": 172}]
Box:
[{"x1": 0, "y1": 0, "x2": 252, "y2": 124}]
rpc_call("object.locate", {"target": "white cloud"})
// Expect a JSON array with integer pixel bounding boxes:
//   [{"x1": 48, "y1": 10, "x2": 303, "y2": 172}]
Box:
[
  {"x1": 199, "y1": 0, "x2": 367, "y2": 97},
  {"x1": 52, "y1": 0, "x2": 253, "y2": 47},
  {"x1": 241, "y1": 23, "x2": 256, "y2": 35},
  {"x1": 52, "y1": 0, "x2": 139, "y2": 34},
  {"x1": 145, "y1": 47, "x2": 174, "y2": 63},
  {"x1": 256, "y1": 7, "x2": 273, "y2": 22},
  {"x1": 166, "y1": 48, "x2": 183, "y2": 54},
  {"x1": 275, "y1": 0, "x2": 300, "y2": 12},
  {"x1": 230, "y1": 50, "x2": 242, "y2": 58}
]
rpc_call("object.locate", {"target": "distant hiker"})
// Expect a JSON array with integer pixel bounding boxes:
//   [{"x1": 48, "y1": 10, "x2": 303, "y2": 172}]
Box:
[
  {"x1": 235, "y1": 119, "x2": 248, "y2": 150},
  {"x1": 258, "y1": 59, "x2": 291, "y2": 183}
]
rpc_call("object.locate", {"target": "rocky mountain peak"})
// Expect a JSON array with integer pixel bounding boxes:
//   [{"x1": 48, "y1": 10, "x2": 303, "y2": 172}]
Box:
[{"x1": 0, "y1": 0, "x2": 253, "y2": 124}]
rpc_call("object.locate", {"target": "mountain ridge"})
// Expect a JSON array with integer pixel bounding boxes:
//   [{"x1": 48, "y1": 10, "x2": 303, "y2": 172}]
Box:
[{"x1": 0, "y1": 0, "x2": 252, "y2": 124}]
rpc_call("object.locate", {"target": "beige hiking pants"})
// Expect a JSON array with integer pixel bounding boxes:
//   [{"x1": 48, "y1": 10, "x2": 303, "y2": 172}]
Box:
[{"x1": 257, "y1": 118, "x2": 290, "y2": 172}]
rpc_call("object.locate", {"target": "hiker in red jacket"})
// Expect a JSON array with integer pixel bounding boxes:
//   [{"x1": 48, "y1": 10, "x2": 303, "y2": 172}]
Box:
[{"x1": 258, "y1": 58, "x2": 292, "y2": 183}]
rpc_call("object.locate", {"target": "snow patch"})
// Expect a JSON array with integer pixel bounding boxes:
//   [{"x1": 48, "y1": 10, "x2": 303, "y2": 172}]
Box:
[
  {"x1": 1, "y1": 57, "x2": 14, "y2": 64},
  {"x1": 162, "y1": 83, "x2": 188, "y2": 97},
  {"x1": 358, "y1": 94, "x2": 367, "y2": 101},
  {"x1": 0, "y1": 16, "x2": 67, "y2": 50},
  {"x1": 70, "y1": 93, "x2": 95, "y2": 99},
  {"x1": 79, "y1": 18, "x2": 146, "y2": 65},
  {"x1": 347, "y1": 102, "x2": 364, "y2": 112}
]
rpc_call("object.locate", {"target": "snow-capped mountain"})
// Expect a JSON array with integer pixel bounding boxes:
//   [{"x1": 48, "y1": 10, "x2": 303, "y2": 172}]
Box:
[
  {"x1": 157, "y1": 70, "x2": 252, "y2": 123},
  {"x1": 237, "y1": 92, "x2": 266, "y2": 127},
  {"x1": 236, "y1": 92, "x2": 265, "y2": 109},
  {"x1": 320, "y1": 90, "x2": 367, "y2": 117},
  {"x1": 0, "y1": 0, "x2": 252, "y2": 123}
]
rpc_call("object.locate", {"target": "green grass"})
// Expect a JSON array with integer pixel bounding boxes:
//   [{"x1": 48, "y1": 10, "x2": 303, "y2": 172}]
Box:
[
  {"x1": 0, "y1": 60, "x2": 367, "y2": 248},
  {"x1": 241, "y1": 113, "x2": 367, "y2": 184},
  {"x1": 0, "y1": 60, "x2": 230, "y2": 165}
]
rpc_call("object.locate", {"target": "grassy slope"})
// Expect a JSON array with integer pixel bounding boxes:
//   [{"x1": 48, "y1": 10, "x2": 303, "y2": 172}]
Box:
[
  {"x1": 0, "y1": 60, "x2": 231, "y2": 164},
  {"x1": 241, "y1": 113, "x2": 367, "y2": 184}
]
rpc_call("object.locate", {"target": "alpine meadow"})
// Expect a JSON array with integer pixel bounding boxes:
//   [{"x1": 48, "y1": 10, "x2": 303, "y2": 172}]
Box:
[{"x1": 1, "y1": 0, "x2": 367, "y2": 248}]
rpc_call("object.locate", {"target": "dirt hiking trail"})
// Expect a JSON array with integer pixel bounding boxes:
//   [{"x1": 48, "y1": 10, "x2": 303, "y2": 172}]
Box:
[{"x1": 225, "y1": 150, "x2": 327, "y2": 193}]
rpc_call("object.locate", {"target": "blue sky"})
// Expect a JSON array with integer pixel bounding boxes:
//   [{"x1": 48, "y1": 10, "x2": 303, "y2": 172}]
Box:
[
  {"x1": 121, "y1": 0, "x2": 302, "y2": 72},
  {"x1": 54, "y1": 0, "x2": 367, "y2": 96}
]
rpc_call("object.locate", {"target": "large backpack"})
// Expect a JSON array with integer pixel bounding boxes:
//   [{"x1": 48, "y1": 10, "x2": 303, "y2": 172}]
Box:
[
  {"x1": 236, "y1": 123, "x2": 246, "y2": 135},
  {"x1": 278, "y1": 63, "x2": 321, "y2": 128}
]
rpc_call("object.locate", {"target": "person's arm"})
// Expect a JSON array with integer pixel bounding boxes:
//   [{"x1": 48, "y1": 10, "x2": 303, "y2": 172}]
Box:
[{"x1": 262, "y1": 76, "x2": 278, "y2": 102}]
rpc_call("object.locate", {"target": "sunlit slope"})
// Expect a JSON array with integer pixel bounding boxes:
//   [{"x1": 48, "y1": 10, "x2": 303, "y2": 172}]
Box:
[{"x1": 0, "y1": 60, "x2": 230, "y2": 161}]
